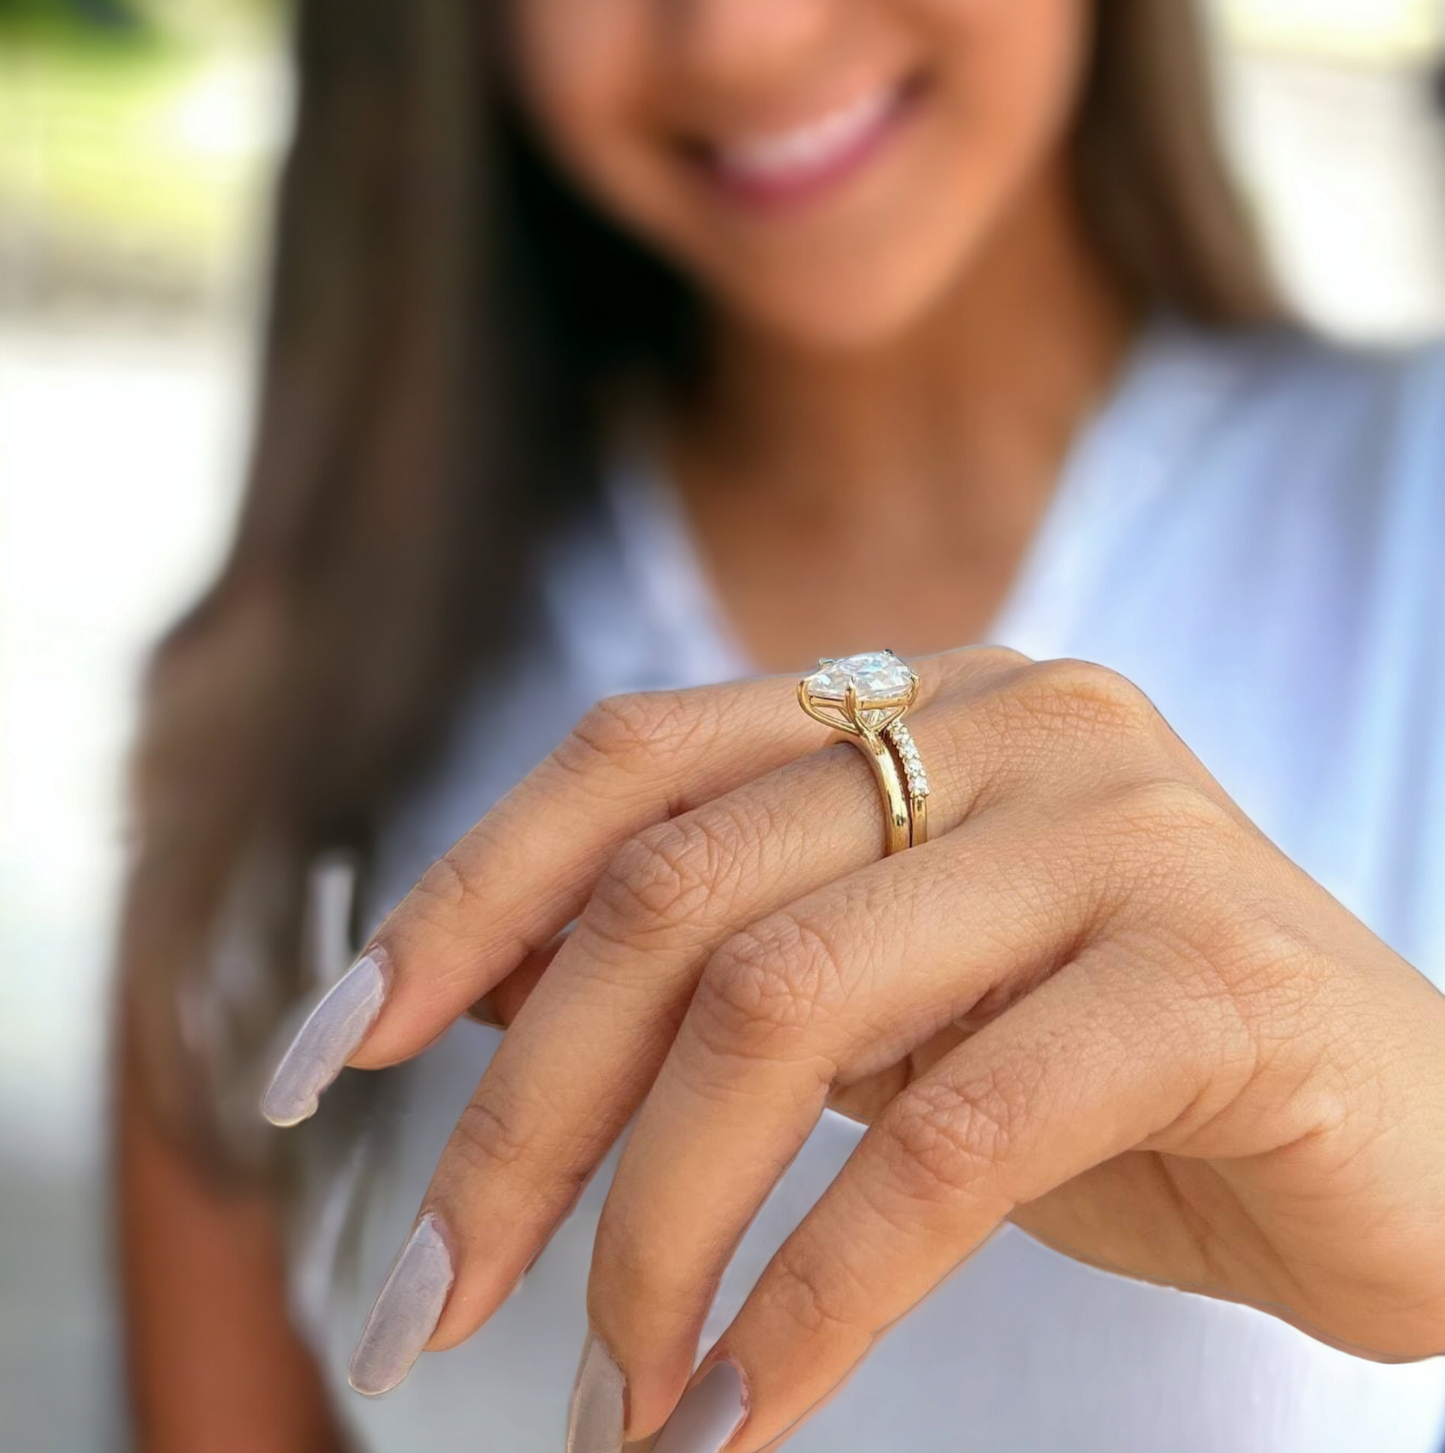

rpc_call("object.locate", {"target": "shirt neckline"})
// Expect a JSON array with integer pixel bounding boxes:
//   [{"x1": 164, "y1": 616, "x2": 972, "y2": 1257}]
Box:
[{"x1": 605, "y1": 317, "x2": 1220, "y2": 675}]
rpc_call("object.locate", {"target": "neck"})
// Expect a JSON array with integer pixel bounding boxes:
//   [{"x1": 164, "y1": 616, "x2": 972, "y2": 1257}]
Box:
[
  {"x1": 671, "y1": 161, "x2": 1135, "y2": 524},
  {"x1": 655, "y1": 162, "x2": 1138, "y2": 668}
]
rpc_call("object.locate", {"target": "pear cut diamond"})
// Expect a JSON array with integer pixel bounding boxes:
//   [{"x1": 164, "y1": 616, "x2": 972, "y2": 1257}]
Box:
[{"x1": 803, "y1": 650, "x2": 916, "y2": 705}]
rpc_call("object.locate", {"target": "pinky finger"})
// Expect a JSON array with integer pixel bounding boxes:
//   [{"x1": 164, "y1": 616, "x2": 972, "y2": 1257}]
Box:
[{"x1": 658, "y1": 959, "x2": 1215, "y2": 1453}]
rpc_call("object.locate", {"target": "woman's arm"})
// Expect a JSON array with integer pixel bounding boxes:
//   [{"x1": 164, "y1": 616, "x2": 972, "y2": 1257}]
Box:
[{"x1": 116, "y1": 1027, "x2": 345, "y2": 1453}]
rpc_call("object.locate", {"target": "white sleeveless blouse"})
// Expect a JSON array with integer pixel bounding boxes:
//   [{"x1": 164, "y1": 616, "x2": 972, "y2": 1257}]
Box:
[{"x1": 290, "y1": 323, "x2": 1445, "y2": 1453}]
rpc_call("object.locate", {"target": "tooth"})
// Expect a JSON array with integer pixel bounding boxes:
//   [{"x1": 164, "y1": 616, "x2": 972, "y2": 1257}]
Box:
[{"x1": 718, "y1": 88, "x2": 893, "y2": 180}]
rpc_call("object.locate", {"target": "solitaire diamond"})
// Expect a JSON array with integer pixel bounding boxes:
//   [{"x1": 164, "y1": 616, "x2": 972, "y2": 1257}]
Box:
[{"x1": 803, "y1": 650, "x2": 916, "y2": 705}]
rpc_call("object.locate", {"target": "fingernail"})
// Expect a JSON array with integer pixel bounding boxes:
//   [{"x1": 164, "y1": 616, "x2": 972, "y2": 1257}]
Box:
[
  {"x1": 566, "y1": 1332, "x2": 626, "y2": 1453},
  {"x1": 653, "y1": 1361, "x2": 748, "y2": 1453},
  {"x1": 348, "y1": 1212, "x2": 454, "y2": 1396},
  {"x1": 261, "y1": 949, "x2": 389, "y2": 1126}
]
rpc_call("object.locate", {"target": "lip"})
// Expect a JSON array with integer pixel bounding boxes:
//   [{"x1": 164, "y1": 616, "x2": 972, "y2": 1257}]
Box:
[{"x1": 684, "y1": 75, "x2": 925, "y2": 211}]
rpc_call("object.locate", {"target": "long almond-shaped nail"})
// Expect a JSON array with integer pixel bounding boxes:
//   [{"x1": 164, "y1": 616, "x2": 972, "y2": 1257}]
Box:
[
  {"x1": 348, "y1": 1212, "x2": 454, "y2": 1396},
  {"x1": 652, "y1": 1362, "x2": 748, "y2": 1453},
  {"x1": 566, "y1": 1333, "x2": 625, "y2": 1453},
  {"x1": 261, "y1": 950, "x2": 388, "y2": 1126}
]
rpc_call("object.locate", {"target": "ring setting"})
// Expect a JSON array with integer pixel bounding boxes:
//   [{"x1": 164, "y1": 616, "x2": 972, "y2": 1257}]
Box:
[{"x1": 797, "y1": 650, "x2": 930, "y2": 853}]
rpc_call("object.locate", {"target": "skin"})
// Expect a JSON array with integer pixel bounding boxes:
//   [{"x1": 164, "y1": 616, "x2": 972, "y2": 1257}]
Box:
[
  {"x1": 513, "y1": 0, "x2": 1091, "y2": 348},
  {"x1": 117, "y1": 1033, "x2": 343, "y2": 1453},
  {"x1": 515, "y1": 0, "x2": 1130, "y2": 669},
  {"x1": 265, "y1": 0, "x2": 1445, "y2": 1449},
  {"x1": 340, "y1": 655, "x2": 1445, "y2": 1448}
]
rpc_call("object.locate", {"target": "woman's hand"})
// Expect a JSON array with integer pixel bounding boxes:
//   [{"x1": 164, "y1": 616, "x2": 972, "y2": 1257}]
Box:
[{"x1": 265, "y1": 647, "x2": 1445, "y2": 1451}]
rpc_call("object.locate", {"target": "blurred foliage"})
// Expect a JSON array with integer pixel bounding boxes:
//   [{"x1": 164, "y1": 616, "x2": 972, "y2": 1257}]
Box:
[
  {"x1": 0, "y1": 0, "x2": 147, "y2": 42},
  {"x1": 0, "y1": 0, "x2": 283, "y2": 43},
  {"x1": 0, "y1": 0, "x2": 287, "y2": 313}
]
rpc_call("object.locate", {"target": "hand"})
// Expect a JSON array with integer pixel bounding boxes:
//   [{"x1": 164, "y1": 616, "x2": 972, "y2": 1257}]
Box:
[{"x1": 264, "y1": 647, "x2": 1445, "y2": 1450}]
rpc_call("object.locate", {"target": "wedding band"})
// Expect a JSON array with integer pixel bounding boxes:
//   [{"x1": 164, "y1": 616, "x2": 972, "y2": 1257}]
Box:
[
  {"x1": 885, "y1": 718, "x2": 931, "y2": 848},
  {"x1": 797, "y1": 650, "x2": 931, "y2": 854},
  {"x1": 847, "y1": 725, "x2": 913, "y2": 856}
]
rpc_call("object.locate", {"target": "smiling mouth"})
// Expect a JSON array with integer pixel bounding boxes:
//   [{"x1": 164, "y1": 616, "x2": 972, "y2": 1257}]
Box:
[{"x1": 686, "y1": 76, "x2": 925, "y2": 209}]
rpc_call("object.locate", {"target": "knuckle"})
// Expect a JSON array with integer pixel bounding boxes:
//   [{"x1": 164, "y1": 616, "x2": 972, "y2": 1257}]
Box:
[
  {"x1": 412, "y1": 848, "x2": 481, "y2": 921},
  {"x1": 1228, "y1": 915, "x2": 1332, "y2": 1017},
  {"x1": 760, "y1": 1238, "x2": 861, "y2": 1339},
  {"x1": 696, "y1": 916, "x2": 843, "y2": 1052},
  {"x1": 450, "y1": 1094, "x2": 531, "y2": 1178},
  {"x1": 1091, "y1": 777, "x2": 1240, "y2": 905},
  {"x1": 559, "y1": 691, "x2": 707, "y2": 776},
  {"x1": 963, "y1": 644, "x2": 1035, "y2": 685},
  {"x1": 1106, "y1": 775, "x2": 1236, "y2": 846},
  {"x1": 881, "y1": 1068, "x2": 1023, "y2": 1205},
  {"x1": 977, "y1": 644, "x2": 1032, "y2": 670},
  {"x1": 1013, "y1": 657, "x2": 1160, "y2": 742},
  {"x1": 1184, "y1": 890, "x2": 1337, "y2": 1042},
  {"x1": 589, "y1": 816, "x2": 735, "y2": 944}
]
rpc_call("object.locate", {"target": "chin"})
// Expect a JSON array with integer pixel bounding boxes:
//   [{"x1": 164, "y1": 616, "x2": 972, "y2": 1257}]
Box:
[{"x1": 710, "y1": 245, "x2": 971, "y2": 357}]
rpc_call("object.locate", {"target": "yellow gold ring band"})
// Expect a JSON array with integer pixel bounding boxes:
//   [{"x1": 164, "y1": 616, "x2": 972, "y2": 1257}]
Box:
[{"x1": 797, "y1": 650, "x2": 931, "y2": 857}]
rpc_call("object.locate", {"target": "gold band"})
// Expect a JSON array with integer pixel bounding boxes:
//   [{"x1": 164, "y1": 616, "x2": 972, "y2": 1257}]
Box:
[
  {"x1": 797, "y1": 651, "x2": 931, "y2": 856},
  {"x1": 847, "y1": 727, "x2": 912, "y2": 856},
  {"x1": 884, "y1": 719, "x2": 931, "y2": 849}
]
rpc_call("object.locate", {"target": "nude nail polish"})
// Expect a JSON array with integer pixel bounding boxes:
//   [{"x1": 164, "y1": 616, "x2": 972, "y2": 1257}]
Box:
[
  {"x1": 567, "y1": 1333, "x2": 626, "y2": 1453},
  {"x1": 652, "y1": 1362, "x2": 748, "y2": 1453},
  {"x1": 348, "y1": 1213, "x2": 454, "y2": 1396},
  {"x1": 261, "y1": 949, "x2": 388, "y2": 1126}
]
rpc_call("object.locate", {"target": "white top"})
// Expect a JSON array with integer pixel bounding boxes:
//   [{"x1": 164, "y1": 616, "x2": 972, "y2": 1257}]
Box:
[{"x1": 291, "y1": 322, "x2": 1445, "y2": 1453}]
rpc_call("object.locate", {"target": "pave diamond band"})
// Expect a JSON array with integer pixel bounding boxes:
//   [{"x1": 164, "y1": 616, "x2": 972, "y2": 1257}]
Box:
[
  {"x1": 884, "y1": 718, "x2": 930, "y2": 848},
  {"x1": 797, "y1": 650, "x2": 931, "y2": 854},
  {"x1": 885, "y1": 720, "x2": 929, "y2": 797}
]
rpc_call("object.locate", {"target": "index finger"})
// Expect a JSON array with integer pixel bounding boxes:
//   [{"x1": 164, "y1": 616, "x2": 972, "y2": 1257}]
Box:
[{"x1": 259, "y1": 677, "x2": 811, "y2": 1126}]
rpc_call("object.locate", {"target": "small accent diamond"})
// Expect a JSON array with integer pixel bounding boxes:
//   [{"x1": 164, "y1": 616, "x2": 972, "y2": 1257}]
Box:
[{"x1": 886, "y1": 721, "x2": 930, "y2": 798}]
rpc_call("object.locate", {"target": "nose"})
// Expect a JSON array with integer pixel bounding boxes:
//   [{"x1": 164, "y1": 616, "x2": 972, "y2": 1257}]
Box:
[{"x1": 663, "y1": 0, "x2": 833, "y2": 88}]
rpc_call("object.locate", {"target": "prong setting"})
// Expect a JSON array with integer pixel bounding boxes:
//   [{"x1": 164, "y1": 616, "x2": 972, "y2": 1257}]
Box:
[
  {"x1": 798, "y1": 649, "x2": 930, "y2": 854},
  {"x1": 798, "y1": 650, "x2": 920, "y2": 737}
]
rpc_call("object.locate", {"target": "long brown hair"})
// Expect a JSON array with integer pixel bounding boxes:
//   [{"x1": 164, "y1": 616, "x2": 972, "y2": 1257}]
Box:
[{"x1": 118, "y1": 0, "x2": 1282, "y2": 1174}]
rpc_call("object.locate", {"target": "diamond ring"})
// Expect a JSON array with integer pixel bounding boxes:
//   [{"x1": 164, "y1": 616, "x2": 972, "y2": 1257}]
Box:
[{"x1": 797, "y1": 650, "x2": 931, "y2": 854}]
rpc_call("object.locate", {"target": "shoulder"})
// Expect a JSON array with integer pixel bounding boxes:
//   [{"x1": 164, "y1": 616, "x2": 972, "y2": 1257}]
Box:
[
  {"x1": 1101, "y1": 328, "x2": 1445, "y2": 969},
  {"x1": 1118, "y1": 322, "x2": 1445, "y2": 556},
  {"x1": 1145, "y1": 322, "x2": 1445, "y2": 485}
]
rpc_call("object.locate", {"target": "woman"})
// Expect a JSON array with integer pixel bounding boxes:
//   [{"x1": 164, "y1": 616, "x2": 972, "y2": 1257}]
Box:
[{"x1": 116, "y1": 1, "x2": 1445, "y2": 1450}]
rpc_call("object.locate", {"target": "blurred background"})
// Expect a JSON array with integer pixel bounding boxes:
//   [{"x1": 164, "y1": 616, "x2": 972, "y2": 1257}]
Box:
[{"x1": 1, "y1": 1, "x2": 1443, "y2": 1446}]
